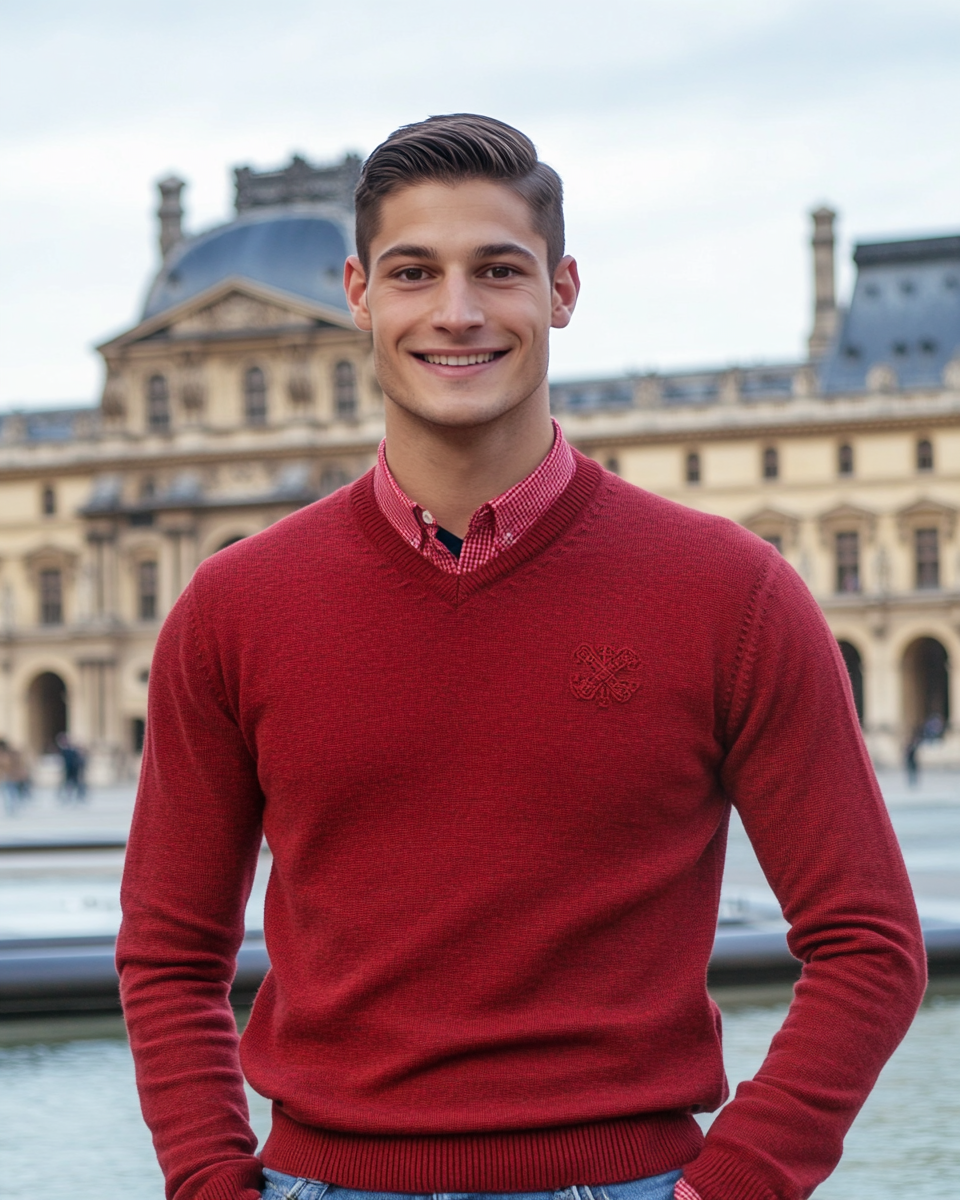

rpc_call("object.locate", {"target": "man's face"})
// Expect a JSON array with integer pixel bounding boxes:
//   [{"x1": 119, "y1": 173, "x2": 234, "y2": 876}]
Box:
[{"x1": 344, "y1": 179, "x2": 578, "y2": 429}]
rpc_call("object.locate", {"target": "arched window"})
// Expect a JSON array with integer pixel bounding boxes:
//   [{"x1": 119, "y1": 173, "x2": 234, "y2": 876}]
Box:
[
  {"x1": 41, "y1": 484, "x2": 56, "y2": 516},
  {"x1": 903, "y1": 637, "x2": 949, "y2": 736},
  {"x1": 244, "y1": 367, "x2": 268, "y2": 425},
  {"x1": 147, "y1": 375, "x2": 171, "y2": 431},
  {"x1": 837, "y1": 641, "x2": 864, "y2": 724},
  {"x1": 39, "y1": 568, "x2": 63, "y2": 625},
  {"x1": 685, "y1": 451, "x2": 701, "y2": 484},
  {"x1": 917, "y1": 438, "x2": 934, "y2": 471},
  {"x1": 138, "y1": 561, "x2": 158, "y2": 620},
  {"x1": 334, "y1": 361, "x2": 357, "y2": 418},
  {"x1": 27, "y1": 671, "x2": 67, "y2": 753},
  {"x1": 838, "y1": 444, "x2": 854, "y2": 476},
  {"x1": 762, "y1": 446, "x2": 779, "y2": 480}
]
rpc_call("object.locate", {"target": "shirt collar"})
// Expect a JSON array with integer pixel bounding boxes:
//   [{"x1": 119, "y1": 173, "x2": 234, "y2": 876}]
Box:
[{"x1": 373, "y1": 418, "x2": 575, "y2": 554}]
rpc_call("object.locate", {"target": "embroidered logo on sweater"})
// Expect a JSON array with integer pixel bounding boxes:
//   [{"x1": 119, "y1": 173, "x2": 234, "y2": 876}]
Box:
[{"x1": 570, "y1": 644, "x2": 641, "y2": 707}]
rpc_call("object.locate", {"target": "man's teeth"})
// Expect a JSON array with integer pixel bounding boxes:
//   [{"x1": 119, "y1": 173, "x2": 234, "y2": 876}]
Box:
[{"x1": 422, "y1": 353, "x2": 497, "y2": 366}]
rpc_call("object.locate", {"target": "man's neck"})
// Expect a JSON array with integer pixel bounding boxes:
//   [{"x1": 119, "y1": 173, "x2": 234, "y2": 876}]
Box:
[{"x1": 381, "y1": 393, "x2": 555, "y2": 538}]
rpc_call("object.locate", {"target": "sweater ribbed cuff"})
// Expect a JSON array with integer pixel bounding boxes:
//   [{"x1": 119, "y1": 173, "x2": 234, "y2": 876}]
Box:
[
  {"x1": 682, "y1": 1144, "x2": 783, "y2": 1200},
  {"x1": 674, "y1": 1181, "x2": 703, "y2": 1200},
  {"x1": 182, "y1": 1159, "x2": 263, "y2": 1200}
]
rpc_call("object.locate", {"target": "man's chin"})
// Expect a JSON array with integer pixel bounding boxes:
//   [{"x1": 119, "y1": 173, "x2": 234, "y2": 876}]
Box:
[{"x1": 384, "y1": 388, "x2": 534, "y2": 431}]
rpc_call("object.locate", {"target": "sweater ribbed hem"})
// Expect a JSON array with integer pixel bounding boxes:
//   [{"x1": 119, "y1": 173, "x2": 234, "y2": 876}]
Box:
[
  {"x1": 682, "y1": 1144, "x2": 784, "y2": 1200},
  {"x1": 262, "y1": 1108, "x2": 704, "y2": 1192}
]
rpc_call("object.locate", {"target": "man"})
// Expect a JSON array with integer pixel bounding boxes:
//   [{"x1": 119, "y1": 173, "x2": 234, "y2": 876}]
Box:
[{"x1": 118, "y1": 115, "x2": 925, "y2": 1200}]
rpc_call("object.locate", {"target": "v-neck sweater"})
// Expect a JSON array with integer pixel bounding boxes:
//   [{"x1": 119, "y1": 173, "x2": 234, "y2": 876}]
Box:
[{"x1": 117, "y1": 453, "x2": 925, "y2": 1200}]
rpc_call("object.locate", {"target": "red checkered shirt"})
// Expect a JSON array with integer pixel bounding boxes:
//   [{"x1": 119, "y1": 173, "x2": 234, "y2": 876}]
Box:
[{"x1": 373, "y1": 419, "x2": 575, "y2": 574}]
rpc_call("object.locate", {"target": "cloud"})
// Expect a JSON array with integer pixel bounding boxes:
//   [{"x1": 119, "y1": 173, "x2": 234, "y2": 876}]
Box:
[{"x1": 1, "y1": 0, "x2": 959, "y2": 404}]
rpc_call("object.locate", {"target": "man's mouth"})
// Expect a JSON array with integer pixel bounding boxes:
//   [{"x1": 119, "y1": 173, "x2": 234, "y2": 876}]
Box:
[{"x1": 415, "y1": 351, "x2": 506, "y2": 366}]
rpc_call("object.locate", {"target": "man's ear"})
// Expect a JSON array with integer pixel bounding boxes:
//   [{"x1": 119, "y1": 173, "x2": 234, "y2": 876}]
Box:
[
  {"x1": 550, "y1": 255, "x2": 580, "y2": 330},
  {"x1": 344, "y1": 255, "x2": 372, "y2": 331}
]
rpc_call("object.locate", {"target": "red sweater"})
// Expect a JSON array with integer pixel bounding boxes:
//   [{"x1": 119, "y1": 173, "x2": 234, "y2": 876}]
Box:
[{"x1": 118, "y1": 454, "x2": 925, "y2": 1200}]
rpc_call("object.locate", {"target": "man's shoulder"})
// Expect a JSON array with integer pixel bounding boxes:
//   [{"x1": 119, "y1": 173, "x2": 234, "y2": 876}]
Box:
[{"x1": 599, "y1": 471, "x2": 781, "y2": 580}]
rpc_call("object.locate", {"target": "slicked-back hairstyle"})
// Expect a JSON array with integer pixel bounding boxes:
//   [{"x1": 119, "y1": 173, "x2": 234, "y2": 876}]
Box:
[{"x1": 355, "y1": 114, "x2": 564, "y2": 274}]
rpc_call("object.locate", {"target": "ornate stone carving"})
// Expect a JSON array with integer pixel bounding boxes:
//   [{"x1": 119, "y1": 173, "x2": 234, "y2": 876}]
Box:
[
  {"x1": 943, "y1": 356, "x2": 960, "y2": 390},
  {"x1": 234, "y1": 153, "x2": 361, "y2": 213},
  {"x1": 719, "y1": 369, "x2": 742, "y2": 405},
  {"x1": 101, "y1": 371, "x2": 127, "y2": 419},
  {"x1": 173, "y1": 292, "x2": 312, "y2": 335},
  {"x1": 633, "y1": 374, "x2": 662, "y2": 408},
  {"x1": 286, "y1": 349, "x2": 314, "y2": 406},
  {"x1": 866, "y1": 363, "x2": 898, "y2": 394},
  {"x1": 178, "y1": 353, "x2": 206, "y2": 412},
  {"x1": 791, "y1": 366, "x2": 818, "y2": 398}
]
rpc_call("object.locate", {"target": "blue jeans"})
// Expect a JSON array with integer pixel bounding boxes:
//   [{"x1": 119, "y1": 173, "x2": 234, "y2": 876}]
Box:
[{"x1": 261, "y1": 1169, "x2": 684, "y2": 1200}]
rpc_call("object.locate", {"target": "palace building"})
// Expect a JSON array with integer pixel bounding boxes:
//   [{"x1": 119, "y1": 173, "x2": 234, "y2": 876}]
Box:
[{"x1": 1, "y1": 155, "x2": 959, "y2": 779}]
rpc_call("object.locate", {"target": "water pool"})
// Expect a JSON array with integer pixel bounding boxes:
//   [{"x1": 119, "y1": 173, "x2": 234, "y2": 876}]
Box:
[{"x1": 1, "y1": 986, "x2": 958, "y2": 1199}]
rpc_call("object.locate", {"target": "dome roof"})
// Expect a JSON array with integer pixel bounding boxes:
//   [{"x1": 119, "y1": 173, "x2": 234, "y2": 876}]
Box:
[{"x1": 142, "y1": 206, "x2": 352, "y2": 320}]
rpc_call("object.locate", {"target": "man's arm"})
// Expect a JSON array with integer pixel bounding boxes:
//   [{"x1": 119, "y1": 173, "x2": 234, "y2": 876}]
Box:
[
  {"x1": 681, "y1": 553, "x2": 926, "y2": 1200},
  {"x1": 117, "y1": 579, "x2": 265, "y2": 1200}
]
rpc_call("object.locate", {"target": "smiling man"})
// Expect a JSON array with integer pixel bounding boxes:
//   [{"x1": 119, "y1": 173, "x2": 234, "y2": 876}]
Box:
[{"x1": 118, "y1": 115, "x2": 925, "y2": 1200}]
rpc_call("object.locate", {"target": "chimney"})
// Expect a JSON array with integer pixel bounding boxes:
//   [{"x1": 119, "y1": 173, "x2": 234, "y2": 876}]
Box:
[
  {"x1": 157, "y1": 175, "x2": 186, "y2": 259},
  {"x1": 807, "y1": 206, "x2": 838, "y2": 360}
]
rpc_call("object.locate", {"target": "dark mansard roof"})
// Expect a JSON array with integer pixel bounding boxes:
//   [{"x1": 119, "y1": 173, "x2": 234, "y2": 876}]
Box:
[
  {"x1": 142, "y1": 206, "x2": 353, "y2": 320},
  {"x1": 820, "y1": 234, "x2": 960, "y2": 394}
]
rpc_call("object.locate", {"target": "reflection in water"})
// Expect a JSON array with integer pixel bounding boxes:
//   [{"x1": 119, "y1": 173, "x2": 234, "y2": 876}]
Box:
[{"x1": 1, "y1": 990, "x2": 959, "y2": 1199}]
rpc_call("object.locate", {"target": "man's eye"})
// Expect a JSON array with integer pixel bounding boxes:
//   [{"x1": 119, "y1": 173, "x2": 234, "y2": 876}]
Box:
[
  {"x1": 398, "y1": 268, "x2": 426, "y2": 281},
  {"x1": 486, "y1": 266, "x2": 516, "y2": 279}
]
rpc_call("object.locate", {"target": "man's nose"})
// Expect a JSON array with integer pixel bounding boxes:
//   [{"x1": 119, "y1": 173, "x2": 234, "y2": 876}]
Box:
[{"x1": 431, "y1": 272, "x2": 484, "y2": 335}]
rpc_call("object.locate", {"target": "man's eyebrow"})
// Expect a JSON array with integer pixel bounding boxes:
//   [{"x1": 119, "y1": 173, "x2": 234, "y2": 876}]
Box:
[
  {"x1": 375, "y1": 244, "x2": 439, "y2": 267},
  {"x1": 475, "y1": 242, "x2": 538, "y2": 264}
]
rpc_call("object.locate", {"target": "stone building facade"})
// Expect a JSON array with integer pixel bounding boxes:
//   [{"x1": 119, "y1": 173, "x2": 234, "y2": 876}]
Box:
[{"x1": 1, "y1": 154, "x2": 959, "y2": 778}]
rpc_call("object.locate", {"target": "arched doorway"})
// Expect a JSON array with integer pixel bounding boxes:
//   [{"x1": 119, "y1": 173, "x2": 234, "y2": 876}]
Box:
[
  {"x1": 902, "y1": 637, "x2": 949, "y2": 738},
  {"x1": 27, "y1": 671, "x2": 68, "y2": 754},
  {"x1": 837, "y1": 641, "x2": 864, "y2": 724}
]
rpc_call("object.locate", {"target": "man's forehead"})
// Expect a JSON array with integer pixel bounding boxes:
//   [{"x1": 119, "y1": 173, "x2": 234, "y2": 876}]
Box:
[{"x1": 370, "y1": 180, "x2": 546, "y2": 257}]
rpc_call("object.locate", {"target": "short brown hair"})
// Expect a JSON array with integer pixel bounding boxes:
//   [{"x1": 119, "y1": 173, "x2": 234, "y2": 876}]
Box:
[{"x1": 354, "y1": 114, "x2": 564, "y2": 273}]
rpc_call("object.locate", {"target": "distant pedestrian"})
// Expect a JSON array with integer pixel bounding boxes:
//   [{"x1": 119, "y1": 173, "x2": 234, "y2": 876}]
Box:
[
  {"x1": 56, "y1": 733, "x2": 87, "y2": 803},
  {"x1": 905, "y1": 732, "x2": 921, "y2": 786},
  {"x1": 0, "y1": 739, "x2": 30, "y2": 814}
]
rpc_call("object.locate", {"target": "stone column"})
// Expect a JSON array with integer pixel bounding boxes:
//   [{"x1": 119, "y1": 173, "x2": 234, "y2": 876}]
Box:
[
  {"x1": 77, "y1": 656, "x2": 121, "y2": 784},
  {"x1": 158, "y1": 176, "x2": 185, "y2": 259},
  {"x1": 807, "y1": 207, "x2": 839, "y2": 361}
]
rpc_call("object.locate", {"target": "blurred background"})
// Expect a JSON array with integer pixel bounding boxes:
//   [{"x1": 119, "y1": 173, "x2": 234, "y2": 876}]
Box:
[{"x1": 1, "y1": 2, "x2": 960, "y2": 1197}]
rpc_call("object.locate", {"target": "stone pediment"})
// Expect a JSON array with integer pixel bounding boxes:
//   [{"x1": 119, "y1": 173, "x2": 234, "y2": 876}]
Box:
[
  {"x1": 896, "y1": 497, "x2": 957, "y2": 540},
  {"x1": 740, "y1": 506, "x2": 800, "y2": 548},
  {"x1": 170, "y1": 290, "x2": 314, "y2": 336},
  {"x1": 97, "y1": 277, "x2": 355, "y2": 354},
  {"x1": 817, "y1": 502, "x2": 878, "y2": 546}
]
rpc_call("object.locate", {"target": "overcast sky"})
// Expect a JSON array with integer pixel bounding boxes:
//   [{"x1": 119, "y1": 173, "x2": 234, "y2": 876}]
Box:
[{"x1": 2, "y1": 0, "x2": 959, "y2": 409}]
